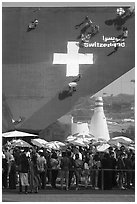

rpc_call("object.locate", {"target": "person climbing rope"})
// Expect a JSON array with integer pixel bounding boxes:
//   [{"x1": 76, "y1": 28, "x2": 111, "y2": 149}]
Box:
[{"x1": 27, "y1": 19, "x2": 39, "y2": 32}]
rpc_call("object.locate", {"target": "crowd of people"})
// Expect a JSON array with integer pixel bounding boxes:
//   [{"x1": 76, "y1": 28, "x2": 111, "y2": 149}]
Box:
[{"x1": 2, "y1": 142, "x2": 135, "y2": 194}]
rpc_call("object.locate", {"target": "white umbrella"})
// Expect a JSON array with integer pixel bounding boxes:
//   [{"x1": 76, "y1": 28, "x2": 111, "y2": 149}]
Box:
[
  {"x1": 53, "y1": 141, "x2": 66, "y2": 146},
  {"x1": 112, "y1": 136, "x2": 134, "y2": 144},
  {"x1": 91, "y1": 138, "x2": 107, "y2": 146},
  {"x1": 2, "y1": 130, "x2": 38, "y2": 138},
  {"x1": 73, "y1": 133, "x2": 95, "y2": 140},
  {"x1": 45, "y1": 142, "x2": 59, "y2": 150},
  {"x1": 91, "y1": 140, "x2": 101, "y2": 146},
  {"x1": 97, "y1": 143, "x2": 110, "y2": 152},
  {"x1": 11, "y1": 139, "x2": 32, "y2": 148},
  {"x1": 65, "y1": 135, "x2": 77, "y2": 142},
  {"x1": 70, "y1": 138, "x2": 90, "y2": 147},
  {"x1": 108, "y1": 139, "x2": 121, "y2": 147},
  {"x1": 31, "y1": 138, "x2": 48, "y2": 148},
  {"x1": 45, "y1": 141, "x2": 65, "y2": 150},
  {"x1": 122, "y1": 143, "x2": 135, "y2": 151},
  {"x1": 128, "y1": 146, "x2": 135, "y2": 151}
]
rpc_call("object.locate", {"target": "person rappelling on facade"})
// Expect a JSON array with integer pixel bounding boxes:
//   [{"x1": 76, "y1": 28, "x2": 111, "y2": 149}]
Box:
[
  {"x1": 68, "y1": 73, "x2": 82, "y2": 94},
  {"x1": 75, "y1": 16, "x2": 93, "y2": 30},
  {"x1": 107, "y1": 45, "x2": 119, "y2": 56},
  {"x1": 27, "y1": 19, "x2": 39, "y2": 32},
  {"x1": 107, "y1": 27, "x2": 128, "y2": 56},
  {"x1": 105, "y1": 6, "x2": 135, "y2": 30},
  {"x1": 68, "y1": 82, "x2": 78, "y2": 96},
  {"x1": 75, "y1": 16, "x2": 93, "y2": 39},
  {"x1": 117, "y1": 27, "x2": 128, "y2": 42},
  {"x1": 58, "y1": 74, "x2": 81, "y2": 100},
  {"x1": 79, "y1": 25, "x2": 99, "y2": 48},
  {"x1": 72, "y1": 74, "x2": 82, "y2": 83},
  {"x1": 75, "y1": 16, "x2": 99, "y2": 47},
  {"x1": 117, "y1": 6, "x2": 135, "y2": 20}
]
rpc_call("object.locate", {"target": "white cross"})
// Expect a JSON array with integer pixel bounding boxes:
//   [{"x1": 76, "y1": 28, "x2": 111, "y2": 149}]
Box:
[{"x1": 53, "y1": 41, "x2": 93, "y2": 76}]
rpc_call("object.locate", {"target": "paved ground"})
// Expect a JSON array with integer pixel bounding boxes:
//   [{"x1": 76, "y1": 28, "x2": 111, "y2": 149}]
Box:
[{"x1": 2, "y1": 187, "x2": 135, "y2": 202}]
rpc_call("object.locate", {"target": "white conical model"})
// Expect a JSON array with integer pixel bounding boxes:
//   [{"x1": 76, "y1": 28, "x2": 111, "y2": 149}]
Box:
[{"x1": 89, "y1": 97, "x2": 110, "y2": 141}]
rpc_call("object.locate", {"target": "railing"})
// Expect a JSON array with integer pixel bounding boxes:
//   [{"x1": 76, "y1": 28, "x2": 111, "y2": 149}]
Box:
[
  {"x1": 99, "y1": 168, "x2": 135, "y2": 190},
  {"x1": 8, "y1": 168, "x2": 135, "y2": 190}
]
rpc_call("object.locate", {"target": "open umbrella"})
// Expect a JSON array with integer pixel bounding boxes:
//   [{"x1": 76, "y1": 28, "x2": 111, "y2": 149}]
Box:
[
  {"x1": 31, "y1": 138, "x2": 48, "y2": 148},
  {"x1": 53, "y1": 141, "x2": 66, "y2": 146},
  {"x1": 128, "y1": 145, "x2": 135, "y2": 151},
  {"x1": 112, "y1": 136, "x2": 134, "y2": 144},
  {"x1": 45, "y1": 141, "x2": 65, "y2": 150},
  {"x1": 44, "y1": 142, "x2": 58, "y2": 150},
  {"x1": 108, "y1": 139, "x2": 121, "y2": 147},
  {"x1": 90, "y1": 138, "x2": 107, "y2": 146},
  {"x1": 73, "y1": 133, "x2": 95, "y2": 140},
  {"x1": 11, "y1": 139, "x2": 32, "y2": 148},
  {"x1": 70, "y1": 137, "x2": 90, "y2": 147},
  {"x1": 97, "y1": 143, "x2": 110, "y2": 152},
  {"x1": 2, "y1": 130, "x2": 38, "y2": 138},
  {"x1": 65, "y1": 135, "x2": 77, "y2": 142}
]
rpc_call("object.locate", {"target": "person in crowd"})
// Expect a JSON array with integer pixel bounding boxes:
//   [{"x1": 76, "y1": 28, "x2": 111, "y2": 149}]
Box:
[
  {"x1": 13, "y1": 148, "x2": 21, "y2": 167},
  {"x1": 74, "y1": 153, "x2": 83, "y2": 190},
  {"x1": 8, "y1": 155, "x2": 16, "y2": 189},
  {"x1": 29, "y1": 152, "x2": 39, "y2": 193},
  {"x1": 44, "y1": 150, "x2": 52, "y2": 184},
  {"x1": 131, "y1": 152, "x2": 135, "y2": 189},
  {"x1": 37, "y1": 150, "x2": 47, "y2": 189},
  {"x1": 116, "y1": 153, "x2": 126, "y2": 189},
  {"x1": 50, "y1": 152, "x2": 59, "y2": 189},
  {"x1": 67, "y1": 150, "x2": 75, "y2": 189},
  {"x1": 19, "y1": 152, "x2": 30, "y2": 194},
  {"x1": 83, "y1": 157, "x2": 90, "y2": 188},
  {"x1": 110, "y1": 151, "x2": 117, "y2": 188},
  {"x1": 92, "y1": 153, "x2": 101, "y2": 189},
  {"x1": 101, "y1": 153, "x2": 113, "y2": 190},
  {"x1": 60, "y1": 151, "x2": 70, "y2": 190},
  {"x1": 73, "y1": 146, "x2": 83, "y2": 160},
  {"x1": 2, "y1": 151, "x2": 8, "y2": 189},
  {"x1": 4, "y1": 147, "x2": 13, "y2": 164},
  {"x1": 124, "y1": 153, "x2": 133, "y2": 189},
  {"x1": 88, "y1": 153, "x2": 94, "y2": 187}
]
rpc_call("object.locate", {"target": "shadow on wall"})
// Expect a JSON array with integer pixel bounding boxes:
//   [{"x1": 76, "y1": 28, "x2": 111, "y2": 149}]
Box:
[{"x1": 39, "y1": 121, "x2": 71, "y2": 142}]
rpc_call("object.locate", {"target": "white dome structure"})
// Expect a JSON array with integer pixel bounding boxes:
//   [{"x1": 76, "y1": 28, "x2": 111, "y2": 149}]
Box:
[
  {"x1": 71, "y1": 117, "x2": 89, "y2": 135},
  {"x1": 89, "y1": 97, "x2": 110, "y2": 141}
]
